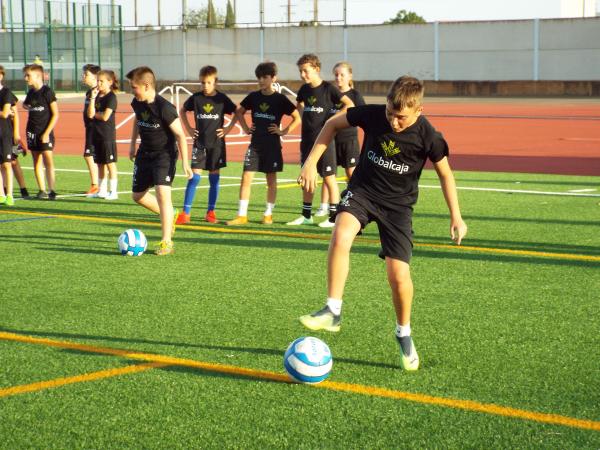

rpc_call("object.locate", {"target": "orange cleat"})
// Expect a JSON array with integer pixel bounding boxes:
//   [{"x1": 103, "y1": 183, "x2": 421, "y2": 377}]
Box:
[
  {"x1": 226, "y1": 216, "x2": 248, "y2": 226},
  {"x1": 261, "y1": 215, "x2": 273, "y2": 225},
  {"x1": 175, "y1": 212, "x2": 190, "y2": 225},
  {"x1": 85, "y1": 185, "x2": 99, "y2": 197},
  {"x1": 205, "y1": 210, "x2": 219, "y2": 224}
]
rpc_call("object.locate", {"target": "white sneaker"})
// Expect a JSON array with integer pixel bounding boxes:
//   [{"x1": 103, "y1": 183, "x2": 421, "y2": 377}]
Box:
[
  {"x1": 286, "y1": 215, "x2": 313, "y2": 226},
  {"x1": 96, "y1": 190, "x2": 108, "y2": 199},
  {"x1": 314, "y1": 207, "x2": 328, "y2": 217},
  {"x1": 105, "y1": 191, "x2": 119, "y2": 200},
  {"x1": 318, "y1": 219, "x2": 335, "y2": 228}
]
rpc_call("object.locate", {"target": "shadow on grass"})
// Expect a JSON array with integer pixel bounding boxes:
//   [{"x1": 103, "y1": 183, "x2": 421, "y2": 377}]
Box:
[{"x1": 0, "y1": 326, "x2": 399, "y2": 372}]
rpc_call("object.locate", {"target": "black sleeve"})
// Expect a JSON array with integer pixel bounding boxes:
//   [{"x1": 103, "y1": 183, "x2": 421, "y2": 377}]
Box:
[
  {"x1": 10, "y1": 91, "x2": 18, "y2": 106},
  {"x1": 281, "y1": 95, "x2": 296, "y2": 116},
  {"x1": 183, "y1": 95, "x2": 194, "y2": 112},
  {"x1": 428, "y1": 131, "x2": 449, "y2": 163},
  {"x1": 223, "y1": 94, "x2": 237, "y2": 115},
  {"x1": 353, "y1": 90, "x2": 366, "y2": 106},
  {"x1": 45, "y1": 87, "x2": 57, "y2": 104},
  {"x1": 328, "y1": 84, "x2": 344, "y2": 104},
  {"x1": 346, "y1": 105, "x2": 371, "y2": 130},
  {"x1": 0, "y1": 90, "x2": 8, "y2": 108},
  {"x1": 296, "y1": 85, "x2": 306, "y2": 103},
  {"x1": 107, "y1": 92, "x2": 117, "y2": 111},
  {"x1": 160, "y1": 100, "x2": 179, "y2": 126},
  {"x1": 240, "y1": 93, "x2": 253, "y2": 111}
]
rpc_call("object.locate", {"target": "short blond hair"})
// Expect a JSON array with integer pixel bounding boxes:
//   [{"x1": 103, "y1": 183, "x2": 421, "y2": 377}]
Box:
[
  {"x1": 386, "y1": 76, "x2": 424, "y2": 110},
  {"x1": 126, "y1": 66, "x2": 156, "y2": 89}
]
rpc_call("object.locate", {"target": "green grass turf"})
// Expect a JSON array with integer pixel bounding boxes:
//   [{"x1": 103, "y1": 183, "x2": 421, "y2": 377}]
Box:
[{"x1": 1, "y1": 155, "x2": 599, "y2": 448}]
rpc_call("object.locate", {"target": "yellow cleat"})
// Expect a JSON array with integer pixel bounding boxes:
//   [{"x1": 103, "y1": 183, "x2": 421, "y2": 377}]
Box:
[{"x1": 226, "y1": 216, "x2": 248, "y2": 226}]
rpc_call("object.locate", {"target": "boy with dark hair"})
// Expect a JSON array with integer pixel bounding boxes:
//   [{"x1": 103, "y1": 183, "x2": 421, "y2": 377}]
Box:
[
  {"x1": 177, "y1": 65, "x2": 238, "y2": 224},
  {"x1": 81, "y1": 64, "x2": 101, "y2": 196},
  {"x1": 226, "y1": 61, "x2": 300, "y2": 225},
  {"x1": 23, "y1": 63, "x2": 59, "y2": 200},
  {"x1": 287, "y1": 53, "x2": 354, "y2": 227},
  {"x1": 0, "y1": 65, "x2": 20, "y2": 205},
  {"x1": 297, "y1": 76, "x2": 468, "y2": 371},
  {"x1": 127, "y1": 66, "x2": 192, "y2": 255}
]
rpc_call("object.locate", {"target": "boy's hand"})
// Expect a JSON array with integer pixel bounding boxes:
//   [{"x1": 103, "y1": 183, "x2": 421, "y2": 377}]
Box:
[
  {"x1": 268, "y1": 124, "x2": 287, "y2": 136},
  {"x1": 297, "y1": 163, "x2": 318, "y2": 193},
  {"x1": 40, "y1": 133, "x2": 49, "y2": 143},
  {"x1": 129, "y1": 147, "x2": 137, "y2": 161},
  {"x1": 450, "y1": 218, "x2": 467, "y2": 245},
  {"x1": 242, "y1": 124, "x2": 255, "y2": 135},
  {"x1": 182, "y1": 161, "x2": 193, "y2": 179},
  {"x1": 216, "y1": 125, "x2": 233, "y2": 138},
  {"x1": 90, "y1": 87, "x2": 99, "y2": 99}
]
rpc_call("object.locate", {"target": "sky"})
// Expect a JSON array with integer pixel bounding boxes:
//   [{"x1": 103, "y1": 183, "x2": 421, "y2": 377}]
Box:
[{"x1": 99, "y1": 0, "x2": 599, "y2": 27}]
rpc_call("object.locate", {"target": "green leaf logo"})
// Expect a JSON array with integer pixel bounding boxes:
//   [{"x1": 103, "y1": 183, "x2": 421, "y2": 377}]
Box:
[
  {"x1": 141, "y1": 111, "x2": 150, "y2": 121},
  {"x1": 203, "y1": 103, "x2": 214, "y2": 113},
  {"x1": 335, "y1": 102, "x2": 342, "y2": 109},
  {"x1": 259, "y1": 102, "x2": 270, "y2": 112},
  {"x1": 307, "y1": 96, "x2": 317, "y2": 106},
  {"x1": 381, "y1": 140, "x2": 401, "y2": 157}
]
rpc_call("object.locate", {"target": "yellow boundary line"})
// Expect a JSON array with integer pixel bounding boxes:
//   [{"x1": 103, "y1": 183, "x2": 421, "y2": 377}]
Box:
[
  {"x1": 0, "y1": 362, "x2": 168, "y2": 399},
  {"x1": 1, "y1": 209, "x2": 599, "y2": 263},
  {"x1": 1, "y1": 331, "x2": 598, "y2": 432}
]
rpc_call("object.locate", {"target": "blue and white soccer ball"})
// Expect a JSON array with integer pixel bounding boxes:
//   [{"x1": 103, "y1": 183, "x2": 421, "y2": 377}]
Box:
[
  {"x1": 117, "y1": 229, "x2": 147, "y2": 256},
  {"x1": 284, "y1": 336, "x2": 333, "y2": 384}
]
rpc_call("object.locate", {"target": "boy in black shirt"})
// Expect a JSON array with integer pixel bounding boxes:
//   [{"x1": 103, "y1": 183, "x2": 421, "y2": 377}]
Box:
[
  {"x1": 287, "y1": 53, "x2": 354, "y2": 228},
  {"x1": 177, "y1": 65, "x2": 238, "y2": 224},
  {"x1": 127, "y1": 66, "x2": 192, "y2": 256},
  {"x1": 227, "y1": 62, "x2": 300, "y2": 225},
  {"x1": 0, "y1": 65, "x2": 20, "y2": 205},
  {"x1": 81, "y1": 64, "x2": 100, "y2": 196},
  {"x1": 23, "y1": 64, "x2": 59, "y2": 200},
  {"x1": 297, "y1": 76, "x2": 468, "y2": 371}
]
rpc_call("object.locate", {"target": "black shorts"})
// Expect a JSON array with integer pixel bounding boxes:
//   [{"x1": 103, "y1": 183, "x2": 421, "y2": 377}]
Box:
[
  {"x1": 92, "y1": 137, "x2": 118, "y2": 165},
  {"x1": 338, "y1": 189, "x2": 413, "y2": 263},
  {"x1": 243, "y1": 146, "x2": 283, "y2": 173},
  {"x1": 132, "y1": 151, "x2": 177, "y2": 193},
  {"x1": 0, "y1": 135, "x2": 13, "y2": 164},
  {"x1": 84, "y1": 126, "x2": 95, "y2": 157},
  {"x1": 26, "y1": 131, "x2": 55, "y2": 152},
  {"x1": 191, "y1": 145, "x2": 226, "y2": 171},
  {"x1": 335, "y1": 137, "x2": 360, "y2": 169},
  {"x1": 301, "y1": 140, "x2": 336, "y2": 177}
]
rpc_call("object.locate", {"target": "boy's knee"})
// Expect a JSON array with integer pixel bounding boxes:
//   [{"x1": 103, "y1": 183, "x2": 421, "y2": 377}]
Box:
[{"x1": 132, "y1": 192, "x2": 143, "y2": 203}]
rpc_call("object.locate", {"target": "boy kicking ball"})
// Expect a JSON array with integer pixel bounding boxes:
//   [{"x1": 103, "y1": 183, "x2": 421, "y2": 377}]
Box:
[
  {"x1": 127, "y1": 66, "x2": 192, "y2": 256},
  {"x1": 297, "y1": 76, "x2": 467, "y2": 370}
]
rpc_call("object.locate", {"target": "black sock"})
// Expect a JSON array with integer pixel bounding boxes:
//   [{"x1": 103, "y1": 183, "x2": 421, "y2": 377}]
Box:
[
  {"x1": 328, "y1": 204, "x2": 337, "y2": 221},
  {"x1": 302, "y1": 202, "x2": 312, "y2": 219}
]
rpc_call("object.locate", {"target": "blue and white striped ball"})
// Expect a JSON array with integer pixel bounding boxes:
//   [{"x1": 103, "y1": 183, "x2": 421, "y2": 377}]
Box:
[
  {"x1": 284, "y1": 336, "x2": 332, "y2": 384},
  {"x1": 117, "y1": 229, "x2": 147, "y2": 256}
]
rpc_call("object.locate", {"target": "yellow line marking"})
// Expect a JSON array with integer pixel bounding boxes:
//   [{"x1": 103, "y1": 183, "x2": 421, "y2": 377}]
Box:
[
  {"x1": 2, "y1": 209, "x2": 599, "y2": 263},
  {"x1": 0, "y1": 362, "x2": 167, "y2": 399},
  {"x1": 1, "y1": 331, "x2": 599, "y2": 432}
]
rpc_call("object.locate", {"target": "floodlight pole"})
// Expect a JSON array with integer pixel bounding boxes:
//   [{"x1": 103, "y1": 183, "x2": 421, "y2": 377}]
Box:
[
  {"x1": 259, "y1": 0, "x2": 264, "y2": 61},
  {"x1": 343, "y1": 0, "x2": 347, "y2": 60}
]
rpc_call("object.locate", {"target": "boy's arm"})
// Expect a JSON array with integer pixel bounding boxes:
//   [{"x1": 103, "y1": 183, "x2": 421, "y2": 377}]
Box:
[
  {"x1": 41, "y1": 101, "x2": 59, "y2": 143},
  {"x1": 296, "y1": 101, "x2": 304, "y2": 116},
  {"x1": 268, "y1": 109, "x2": 301, "y2": 136},
  {"x1": 11, "y1": 105, "x2": 21, "y2": 144},
  {"x1": 169, "y1": 118, "x2": 193, "y2": 179},
  {"x1": 298, "y1": 113, "x2": 352, "y2": 193},
  {"x1": 338, "y1": 94, "x2": 354, "y2": 113},
  {"x1": 129, "y1": 121, "x2": 139, "y2": 161},
  {"x1": 0, "y1": 103, "x2": 11, "y2": 119},
  {"x1": 95, "y1": 108, "x2": 113, "y2": 122},
  {"x1": 235, "y1": 106, "x2": 252, "y2": 135},
  {"x1": 179, "y1": 106, "x2": 195, "y2": 137},
  {"x1": 218, "y1": 112, "x2": 239, "y2": 138},
  {"x1": 433, "y1": 157, "x2": 467, "y2": 245}
]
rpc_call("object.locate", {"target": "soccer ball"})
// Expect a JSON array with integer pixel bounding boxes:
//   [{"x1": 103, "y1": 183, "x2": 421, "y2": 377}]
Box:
[
  {"x1": 117, "y1": 229, "x2": 147, "y2": 256},
  {"x1": 284, "y1": 336, "x2": 332, "y2": 384}
]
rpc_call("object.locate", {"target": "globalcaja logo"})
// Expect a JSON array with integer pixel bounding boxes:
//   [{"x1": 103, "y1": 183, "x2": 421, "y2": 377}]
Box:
[
  {"x1": 203, "y1": 103, "x2": 214, "y2": 113},
  {"x1": 138, "y1": 110, "x2": 160, "y2": 129},
  {"x1": 141, "y1": 111, "x2": 150, "y2": 121},
  {"x1": 95, "y1": 101, "x2": 101, "y2": 109},
  {"x1": 381, "y1": 140, "x2": 401, "y2": 157},
  {"x1": 259, "y1": 102, "x2": 270, "y2": 112},
  {"x1": 307, "y1": 96, "x2": 317, "y2": 106}
]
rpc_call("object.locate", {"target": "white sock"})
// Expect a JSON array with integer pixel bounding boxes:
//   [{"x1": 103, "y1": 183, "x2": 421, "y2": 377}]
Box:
[
  {"x1": 395, "y1": 323, "x2": 411, "y2": 338},
  {"x1": 326, "y1": 297, "x2": 343, "y2": 315},
  {"x1": 238, "y1": 199, "x2": 249, "y2": 216},
  {"x1": 320, "y1": 202, "x2": 328, "y2": 211},
  {"x1": 98, "y1": 178, "x2": 107, "y2": 193},
  {"x1": 264, "y1": 202, "x2": 274, "y2": 216},
  {"x1": 109, "y1": 178, "x2": 118, "y2": 193}
]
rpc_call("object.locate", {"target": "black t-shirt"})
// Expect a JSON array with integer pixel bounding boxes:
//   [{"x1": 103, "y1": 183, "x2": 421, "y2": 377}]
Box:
[
  {"x1": 296, "y1": 81, "x2": 344, "y2": 144},
  {"x1": 0, "y1": 86, "x2": 18, "y2": 139},
  {"x1": 347, "y1": 105, "x2": 449, "y2": 208},
  {"x1": 332, "y1": 88, "x2": 365, "y2": 142},
  {"x1": 92, "y1": 91, "x2": 117, "y2": 142},
  {"x1": 83, "y1": 88, "x2": 93, "y2": 127},
  {"x1": 132, "y1": 95, "x2": 179, "y2": 156},
  {"x1": 183, "y1": 91, "x2": 236, "y2": 149},
  {"x1": 240, "y1": 90, "x2": 296, "y2": 151},
  {"x1": 24, "y1": 85, "x2": 57, "y2": 134}
]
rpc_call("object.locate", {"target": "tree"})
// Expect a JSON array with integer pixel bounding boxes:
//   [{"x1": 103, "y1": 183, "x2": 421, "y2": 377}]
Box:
[
  {"x1": 224, "y1": 0, "x2": 236, "y2": 28},
  {"x1": 184, "y1": 4, "x2": 225, "y2": 28},
  {"x1": 207, "y1": 0, "x2": 218, "y2": 28},
  {"x1": 385, "y1": 9, "x2": 426, "y2": 25}
]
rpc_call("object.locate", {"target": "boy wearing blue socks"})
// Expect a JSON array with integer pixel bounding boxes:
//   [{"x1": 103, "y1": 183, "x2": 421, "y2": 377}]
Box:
[{"x1": 177, "y1": 65, "x2": 238, "y2": 224}]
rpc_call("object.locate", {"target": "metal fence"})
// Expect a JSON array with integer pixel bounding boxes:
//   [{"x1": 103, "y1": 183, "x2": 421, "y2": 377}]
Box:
[{"x1": 0, "y1": 0, "x2": 123, "y2": 92}]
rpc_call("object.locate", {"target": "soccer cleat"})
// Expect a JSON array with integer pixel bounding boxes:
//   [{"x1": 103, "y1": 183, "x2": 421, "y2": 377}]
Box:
[
  {"x1": 48, "y1": 191, "x2": 57, "y2": 201},
  {"x1": 85, "y1": 185, "x2": 99, "y2": 197},
  {"x1": 36, "y1": 191, "x2": 49, "y2": 200},
  {"x1": 318, "y1": 219, "x2": 335, "y2": 228},
  {"x1": 314, "y1": 207, "x2": 328, "y2": 217},
  {"x1": 0, "y1": 195, "x2": 6, "y2": 204},
  {"x1": 105, "y1": 191, "x2": 119, "y2": 200},
  {"x1": 154, "y1": 240, "x2": 174, "y2": 256},
  {"x1": 171, "y1": 208, "x2": 180, "y2": 237},
  {"x1": 5, "y1": 196, "x2": 15, "y2": 206},
  {"x1": 20, "y1": 188, "x2": 31, "y2": 199},
  {"x1": 95, "y1": 190, "x2": 108, "y2": 199},
  {"x1": 205, "y1": 210, "x2": 219, "y2": 224},
  {"x1": 286, "y1": 215, "x2": 313, "y2": 226},
  {"x1": 396, "y1": 336, "x2": 419, "y2": 371},
  {"x1": 176, "y1": 212, "x2": 190, "y2": 225},
  {"x1": 261, "y1": 214, "x2": 273, "y2": 225},
  {"x1": 226, "y1": 215, "x2": 248, "y2": 226},
  {"x1": 299, "y1": 306, "x2": 341, "y2": 332}
]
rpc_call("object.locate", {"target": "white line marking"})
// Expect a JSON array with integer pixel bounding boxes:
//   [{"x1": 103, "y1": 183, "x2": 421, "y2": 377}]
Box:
[{"x1": 567, "y1": 188, "x2": 597, "y2": 193}]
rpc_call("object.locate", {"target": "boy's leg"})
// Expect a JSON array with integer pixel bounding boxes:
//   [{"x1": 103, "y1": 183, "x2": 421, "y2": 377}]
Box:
[
  {"x1": 286, "y1": 189, "x2": 314, "y2": 225},
  {"x1": 42, "y1": 151, "x2": 56, "y2": 194},
  {"x1": 206, "y1": 169, "x2": 220, "y2": 223},
  {"x1": 180, "y1": 168, "x2": 202, "y2": 223},
  {"x1": 300, "y1": 212, "x2": 361, "y2": 332},
  {"x1": 132, "y1": 189, "x2": 160, "y2": 214},
  {"x1": 32, "y1": 151, "x2": 47, "y2": 194},
  {"x1": 345, "y1": 166, "x2": 355, "y2": 180},
  {"x1": 96, "y1": 164, "x2": 108, "y2": 197},
  {"x1": 226, "y1": 171, "x2": 254, "y2": 225},
  {"x1": 262, "y1": 172, "x2": 277, "y2": 224},
  {"x1": 2, "y1": 163, "x2": 14, "y2": 204},
  {"x1": 318, "y1": 174, "x2": 340, "y2": 228},
  {"x1": 316, "y1": 183, "x2": 329, "y2": 216},
  {"x1": 105, "y1": 162, "x2": 119, "y2": 200},
  {"x1": 84, "y1": 155, "x2": 98, "y2": 192},
  {"x1": 385, "y1": 257, "x2": 419, "y2": 371},
  {"x1": 155, "y1": 185, "x2": 174, "y2": 243}
]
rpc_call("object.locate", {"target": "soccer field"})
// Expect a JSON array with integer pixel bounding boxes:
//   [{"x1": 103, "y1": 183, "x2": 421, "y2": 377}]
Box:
[{"x1": 1, "y1": 155, "x2": 599, "y2": 448}]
